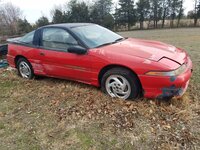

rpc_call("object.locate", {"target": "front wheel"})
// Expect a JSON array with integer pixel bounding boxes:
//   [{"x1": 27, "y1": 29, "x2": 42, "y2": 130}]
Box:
[
  {"x1": 101, "y1": 68, "x2": 141, "y2": 100},
  {"x1": 16, "y1": 58, "x2": 34, "y2": 79}
]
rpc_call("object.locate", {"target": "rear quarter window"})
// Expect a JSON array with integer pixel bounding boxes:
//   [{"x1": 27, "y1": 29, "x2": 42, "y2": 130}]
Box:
[{"x1": 19, "y1": 31, "x2": 35, "y2": 45}]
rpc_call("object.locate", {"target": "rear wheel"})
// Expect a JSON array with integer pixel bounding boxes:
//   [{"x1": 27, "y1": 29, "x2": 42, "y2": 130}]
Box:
[
  {"x1": 101, "y1": 67, "x2": 141, "y2": 100},
  {"x1": 16, "y1": 58, "x2": 34, "y2": 79}
]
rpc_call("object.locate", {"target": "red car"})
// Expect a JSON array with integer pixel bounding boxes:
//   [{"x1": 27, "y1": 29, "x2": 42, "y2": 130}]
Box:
[{"x1": 7, "y1": 23, "x2": 192, "y2": 100}]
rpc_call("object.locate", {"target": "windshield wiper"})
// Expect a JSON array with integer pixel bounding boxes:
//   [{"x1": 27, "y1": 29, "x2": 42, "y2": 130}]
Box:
[
  {"x1": 95, "y1": 37, "x2": 127, "y2": 48},
  {"x1": 114, "y1": 37, "x2": 124, "y2": 43},
  {"x1": 114, "y1": 37, "x2": 129, "y2": 43}
]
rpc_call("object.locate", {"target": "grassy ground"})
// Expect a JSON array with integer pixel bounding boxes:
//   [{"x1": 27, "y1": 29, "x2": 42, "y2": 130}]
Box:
[{"x1": 0, "y1": 28, "x2": 200, "y2": 150}]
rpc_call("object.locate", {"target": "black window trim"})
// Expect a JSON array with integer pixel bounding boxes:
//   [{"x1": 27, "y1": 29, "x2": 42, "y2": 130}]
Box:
[
  {"x1": 38, "y1": 26, "x2": 89, "y2": 53},
  {"x1": 8, "y1": 26, "x2": 90, "y2": 52}
]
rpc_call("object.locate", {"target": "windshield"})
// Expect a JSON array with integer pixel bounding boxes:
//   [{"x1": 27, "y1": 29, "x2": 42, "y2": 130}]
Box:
[{"x1": 71, "y1": 25, "x2": 123, "y2": 48}]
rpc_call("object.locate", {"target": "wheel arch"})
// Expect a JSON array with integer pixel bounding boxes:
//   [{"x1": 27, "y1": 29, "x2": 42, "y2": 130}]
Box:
[
  {"x1": 14, "y1": 55, "x2": 28, "y2": 67},
  {"x1": 98, "y1": 64, "x2": 143, "y2": 94}
]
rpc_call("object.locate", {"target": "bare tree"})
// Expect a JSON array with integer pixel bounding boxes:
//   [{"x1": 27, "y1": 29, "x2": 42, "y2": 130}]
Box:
[
  {"x1": 177, "y1": 0, "x2": 184, "y2": 27},
  {"x1": 136, "y1": 0, "x2": 150, "y2": 29},
  {"x1": 150, "y1": 0, "x2": 162, "y2": 28},
  {"x1": 0, "y1": 2, "x2": 22, "y2": 35},
  {"x1": 194, "y1": 0, "x2": 198, "y2": 26},
  {"x1": 161, "y1": 0, "x2": 170, "y2": 28},
  {"x1": 194, "y1": 0, "x2": 200, "y2": 26}
]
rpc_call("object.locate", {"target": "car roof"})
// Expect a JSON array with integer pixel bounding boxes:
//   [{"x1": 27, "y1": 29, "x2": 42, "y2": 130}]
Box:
[{"x1": 42, "y1": 23, "x2": 95, "y2": 29}]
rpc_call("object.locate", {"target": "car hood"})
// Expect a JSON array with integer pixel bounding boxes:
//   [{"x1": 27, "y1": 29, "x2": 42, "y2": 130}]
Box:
[{"x1": 97, "y1": 38, "x2": 187, "y2": 65}]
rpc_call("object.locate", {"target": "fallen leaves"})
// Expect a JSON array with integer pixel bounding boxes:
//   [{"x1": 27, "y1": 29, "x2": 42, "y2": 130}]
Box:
[
  {"x1": 0, "y1": 112, "x2": 5, "y2": 118},
  {"x1": 0, "y1": 68, "x2": 199, "y2": 149}
]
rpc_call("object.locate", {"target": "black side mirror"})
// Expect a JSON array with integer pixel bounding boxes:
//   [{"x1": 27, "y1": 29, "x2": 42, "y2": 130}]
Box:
[{"x1": 68, "y1": 46, "x2": 87, "y2": 55}]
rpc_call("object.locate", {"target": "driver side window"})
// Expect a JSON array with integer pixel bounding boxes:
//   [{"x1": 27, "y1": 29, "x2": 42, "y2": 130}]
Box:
[{"x1": 42, "y1": 28, "x2": 78, "y2": 51}]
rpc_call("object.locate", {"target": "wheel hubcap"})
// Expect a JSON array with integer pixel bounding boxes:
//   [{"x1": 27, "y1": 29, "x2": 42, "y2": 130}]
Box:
[
  {"x1": 105, "y1": 75, "x2": 131, "y2": 99},
  {"x1": 19, "y1": 61, "x2": 31, "y2": 79}
]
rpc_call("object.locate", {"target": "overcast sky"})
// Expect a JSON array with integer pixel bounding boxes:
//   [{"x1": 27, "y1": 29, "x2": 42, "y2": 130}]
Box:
[{"x1": 3, "y1": 0, "x2": 194, "y2": 23}]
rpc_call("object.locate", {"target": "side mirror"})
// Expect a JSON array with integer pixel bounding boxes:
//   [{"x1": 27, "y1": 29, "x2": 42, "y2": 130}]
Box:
[{"x1": 68, "y1": 46, "x2": 87, "y2": 55}]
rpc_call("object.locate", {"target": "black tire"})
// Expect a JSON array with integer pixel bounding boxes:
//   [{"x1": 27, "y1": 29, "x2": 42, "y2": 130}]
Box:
[
  {"x1": 16, "y1": 57, "x2": 34, "y2": 79},
  {"x1": 101, "y1": 67, "x2": 141, "y2": 100}
]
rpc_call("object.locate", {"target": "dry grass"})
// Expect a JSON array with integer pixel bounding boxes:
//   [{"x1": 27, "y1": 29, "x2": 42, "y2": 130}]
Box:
[{"x1": 0, "y1": 28, "x2": 200, "y2": 150}]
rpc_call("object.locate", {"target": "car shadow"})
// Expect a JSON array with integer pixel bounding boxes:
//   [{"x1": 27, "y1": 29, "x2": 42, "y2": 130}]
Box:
[
  {"x1": 35, "y1": 75, "x2": 99, "y2": 90},
  {"x1": 32, "y1": 75, "x2": 187, "y2": 107}
]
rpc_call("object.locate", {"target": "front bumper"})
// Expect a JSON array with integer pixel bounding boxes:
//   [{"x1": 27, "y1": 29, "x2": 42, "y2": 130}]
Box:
[{"x1": 139, "y1": 56, "x2": 193, "y2": 99}]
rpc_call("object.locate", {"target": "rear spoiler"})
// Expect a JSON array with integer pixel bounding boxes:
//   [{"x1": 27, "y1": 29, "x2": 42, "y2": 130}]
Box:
[
  {"x1": 0, "y1": 44, "x2": 8, "y2": 56},
  {"x1": 7, "y1": 37, "x2": 21, "y2": 43}
]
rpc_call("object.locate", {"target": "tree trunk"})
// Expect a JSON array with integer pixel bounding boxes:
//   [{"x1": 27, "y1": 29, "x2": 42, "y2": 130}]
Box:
[
  {"x1": 127, "y1": 11, "x2": 130, "y2": 30},
  {"x1": 177, "y1": 0, "x2": 183, "y2": 28},
  {"x1": 156, "y1": 20, "x2": 158, "y2": 28},
  {"x1": 177, "y1": 13, "x2": 182, "y2": 27},
  {"x1": 147, "y1": 19, "x2": 151, "y2": 29},
  {"x1": 177, "y1": 18, "x2": 180, "y2": 27},
  {"x1": 171, "y1": 20, "x2": 174, "y2": 28},
  {"x1": 194, "y1": 17, "x2": 198, "y2": 26},
  {"x1": 162, "y1": 8, "x2": 166, "y2": 28},
  {"x1": 140, "y1": 21, "x2": 143, "y2": 29},
  {"x1": 171, "y1": 13, "x2": 175, "y2": 28},
  {"x1": 194, "y1": 0, "x2": 198, "y2": 26},
  {"x1": 128, "y1": 23, "x2": 131, "y2": 30}
]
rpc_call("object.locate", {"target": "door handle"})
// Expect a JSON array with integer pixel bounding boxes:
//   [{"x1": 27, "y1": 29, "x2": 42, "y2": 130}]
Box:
[{"x1": 40, "y1": 52, "x2": 45, "y2": 56}]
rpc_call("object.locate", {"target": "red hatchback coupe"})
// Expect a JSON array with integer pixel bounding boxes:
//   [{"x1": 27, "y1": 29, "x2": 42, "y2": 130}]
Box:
[{"x1": 7, "y1": 23, "x2": 192, "y2": 100}]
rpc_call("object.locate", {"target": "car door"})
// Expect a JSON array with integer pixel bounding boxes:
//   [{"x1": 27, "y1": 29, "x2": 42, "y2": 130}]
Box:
[{"x1": 38, "y1": 27, "x2": 93, "y2": 82}]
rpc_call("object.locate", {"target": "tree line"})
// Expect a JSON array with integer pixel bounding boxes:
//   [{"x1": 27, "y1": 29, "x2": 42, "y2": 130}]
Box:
[{"x1": 0, "y1": 0, "x2": 200, "y2": 36}]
